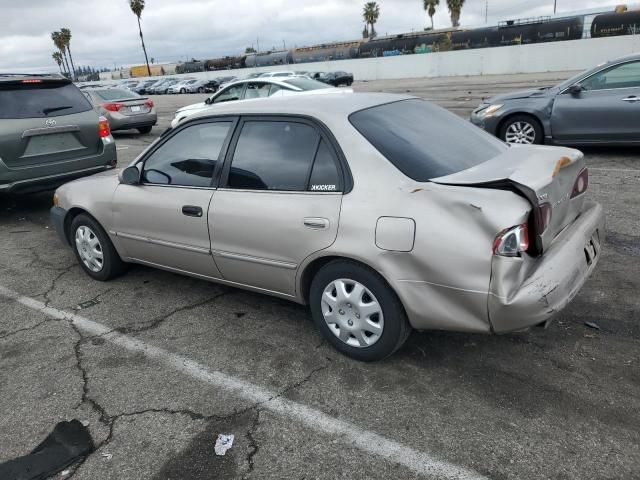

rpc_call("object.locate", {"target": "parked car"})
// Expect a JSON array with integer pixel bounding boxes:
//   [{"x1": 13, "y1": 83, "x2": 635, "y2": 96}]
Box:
[
  {"x1": 0, "y1": 74, "x2": 116, "y2": 193},
  {"x1": 149, "y1": 79, "x2": 179, "y2": 94},
  {"x1": 189, "y1": 79, "x2": 220, "y2": 93},
  {"x1": 171, "y1": 76, "x2": 338, "y2": 127},
  {"x1": 132, "y1": 79, "x2": 158, "y2": 95},
  {"x1": 215, "y1": 76, "x2": 239, "y2": 90},
  {"x1": 315, "y1": 71, "x2": 354, "y2": 87},
  {"x1": 51, "y1": 93, "x2": 603, "y2": 361},
  {"x1": 81, "y1": 87, "x2": 157, "y2": 134},
  {"x1": 167, "y1": 79, "x2": 198, "y2": 94},
  {"x1": 471, "y1": 53, "x2": 640, "y2": 145}
]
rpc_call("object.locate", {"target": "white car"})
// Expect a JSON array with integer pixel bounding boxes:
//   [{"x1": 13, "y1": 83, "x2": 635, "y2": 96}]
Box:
[
  {"x1": 167, "y1": 79, "x2": 198, "y2": 94},
  {"x1": 171, "y1": 77, "x2": 351, "y2": 127}
]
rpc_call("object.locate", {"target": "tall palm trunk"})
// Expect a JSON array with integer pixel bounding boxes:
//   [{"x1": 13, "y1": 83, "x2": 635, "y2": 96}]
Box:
[
  {"x1": 62, "y1": 51, "x2": 72, "y2": 78},
  {"x1": 67, "y1": 46, "x2": 77, "y2": 81},
  {"x1": 137, "y1": 17, "x2": 152, "y2": 76}
]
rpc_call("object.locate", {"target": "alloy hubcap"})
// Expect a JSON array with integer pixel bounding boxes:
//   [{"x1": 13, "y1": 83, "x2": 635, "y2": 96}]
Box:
[
  {"x1": 505, "y1": 121, "x2": 536, "y2": 144},
  {"x1": 75, "y1": 226, "x2": 104, "y2": 273},
  {"x1": 321, "y1": 279, "x2": 384, "y2": 348}
]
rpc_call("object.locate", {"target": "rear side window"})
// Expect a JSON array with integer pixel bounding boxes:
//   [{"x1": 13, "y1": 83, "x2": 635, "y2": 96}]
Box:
[
  {"x1": 280, "y1": 78, "x2": 332, "y2": 91},
  {"x1": 309, "y1": 140, "x2": 340, "y2": 191},
  {"x1": 349, "y1": 99, "x2": 507, "y2": 181},
  {"x1": 0, "y1": 82, "x2": 92, "y2": 119},
  {"x1": 227, "y1": 121, "x2": 320, "y2": 191}
]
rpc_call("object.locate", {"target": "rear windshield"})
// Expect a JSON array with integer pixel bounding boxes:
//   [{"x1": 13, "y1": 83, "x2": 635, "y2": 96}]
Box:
[
  {"x1": 95, "y1": 89, "x2": 140, "y2": 101},
  {"x1": 0, "y1": 81, "x2": 92, "y2": 119},
  {"x1": 281, "y1": 78, "x2": 332, "y2": 91},
  {"x1": 349, "y1": 99, "x2": 507, "y2": 181}
]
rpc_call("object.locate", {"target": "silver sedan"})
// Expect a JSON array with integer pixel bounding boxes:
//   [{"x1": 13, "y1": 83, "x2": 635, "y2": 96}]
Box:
[{"x1": 51, "y1": 93, "x2": 604, "y2": 361}]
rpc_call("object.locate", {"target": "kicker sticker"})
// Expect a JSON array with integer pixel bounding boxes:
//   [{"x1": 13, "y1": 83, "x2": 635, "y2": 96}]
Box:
[{"x1": 310, "y1": 184, "x2": 337, "y2": 191}]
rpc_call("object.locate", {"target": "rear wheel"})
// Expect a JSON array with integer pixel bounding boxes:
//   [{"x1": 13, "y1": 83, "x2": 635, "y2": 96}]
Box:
[
  {"x1": 310, "y1": 260, "x2": 411, "y2": 361},
  {"x1": 198, "y1": 87, "x2": 205, "y2": 93},
  {"x1": 499, "y1": 115, "x2": 543, "y2": 145},
  {"x1": 180, "y1": 88, "x2": 186, "y2": 94},
  {"x1": 138, "y1": 126, "x2": 152, "y2": 134},
  {"x1": 70, "y1": 214, "x2": 127, "y2": 281}
]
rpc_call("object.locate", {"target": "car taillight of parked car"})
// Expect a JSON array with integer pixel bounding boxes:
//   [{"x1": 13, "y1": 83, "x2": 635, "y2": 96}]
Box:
[
  {"x1": 571, "y1": 168, "x2": 589, "y2": 198},
  {"x1": 145, "y1": 99, "x2": 154, "y2": 108},
  {"x1": 493, "y1": 223, "x2": 529, "y2": 257},
  {"x1": 102, "y1": 102, "x2": 125, "y2": 112},
  {"x1": 98, "y1": 116, "x2": 111, "y2": 138}
]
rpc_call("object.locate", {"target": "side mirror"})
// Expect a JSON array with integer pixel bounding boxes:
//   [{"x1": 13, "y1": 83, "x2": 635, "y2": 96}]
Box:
[
  {"x1": 204, "y1": 97, "x2": 212, "y2": 105},
  {"x1": 568, "y1": 84, "x2": 584, "y2": 95},
  {"x1": 120, "y1": 165, "x2": 141, "y2": 185}
]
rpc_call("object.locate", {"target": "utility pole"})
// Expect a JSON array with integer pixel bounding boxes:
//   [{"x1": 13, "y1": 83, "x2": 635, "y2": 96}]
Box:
[
  {"x1": 257, "y1": 37, "x2": 260, "y2": 54},
  {"x1": 554, "y1": 0, "x2": 557, "y2": 14},
  {"x1": 485, "y1": 0, "x2": 489, "y2": 24}
]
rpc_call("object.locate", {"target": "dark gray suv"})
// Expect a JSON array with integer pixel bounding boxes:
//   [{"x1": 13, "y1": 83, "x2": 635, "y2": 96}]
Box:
[{"x1": 0, "y1": 74, "x2": 117, "y2": 193}]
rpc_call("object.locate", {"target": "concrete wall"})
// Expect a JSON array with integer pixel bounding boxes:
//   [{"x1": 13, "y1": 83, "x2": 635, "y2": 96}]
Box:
[{"x1": 111, "y1": 35, "x2": 640, "y2": 83}]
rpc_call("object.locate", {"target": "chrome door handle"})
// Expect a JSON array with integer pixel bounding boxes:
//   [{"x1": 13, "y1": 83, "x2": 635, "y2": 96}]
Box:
[
  {"x1": 303, "y1": 217, "x2": 329, "y2": 230},
  {"x1": 622, "y1": 96, "x2": 640, "y2": 102}
]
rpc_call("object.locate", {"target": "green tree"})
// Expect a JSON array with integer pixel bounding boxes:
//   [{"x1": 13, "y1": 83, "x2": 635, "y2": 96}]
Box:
[
  {"x1": 129, "y1": 0, "x2": 152, "y2": 76},
  {"x1": 245, "y1": 47, "x2": 256, "y2": 54},
  {"x1": 51, "y1": 31, "x2": 71, "y2": 77},
  {"x1": 363, "y1": 2, "x2": 380, "y2": 39},
  {"x1": 51, "y1": 51, "x2": 64, "y2": 75},
  {"x1": 446, "y1": 0, "x2": 465, "y2": 27},
  {"x1": 423, "y1": 0, "x2": 439, "y2": 30},
  {"x1": 60, "y1": 28, "x2": 77, "y2": 81}
]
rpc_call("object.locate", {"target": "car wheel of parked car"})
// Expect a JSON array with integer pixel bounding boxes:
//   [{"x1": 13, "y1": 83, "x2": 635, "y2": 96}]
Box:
[
  {"x1": 180, "y1": 88, "x2": 186, "y2": 94},
  {"x1": 310, "y1": 260, "x2": 411, "y2": 361},
  {"x1": 499, "y1": 115, "x2": 543, "y2": 145},
  {"x1": 198, "y1": 87, "x2": 205, "y2": 93},
  {"x1": 138, "y1": 126, "x2": 152, "y2": 134},
  {"x1": 70, "y1": 214, "x2": 127, "y2": 281}
]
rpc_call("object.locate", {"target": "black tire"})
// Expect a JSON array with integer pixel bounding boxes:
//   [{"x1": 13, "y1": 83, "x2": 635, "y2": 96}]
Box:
[
  {"x1": 198, "y1": 87, "x2": 205, "y2": 93},
  {"x1": 309, "y1": 260, "x2": 411, "y2": 361},
  {"x1": 180, "y1": 88, "x2": 186, "y2": 94},
  {"x1": 69, "y1": 214, "x2": 127, "y2": 281},
  {"x1": 138, "y1": 126, "x2": 152, "y2": 134},
  {"x1": 498, "y1": 114, "x2": 543, "y2": 145}
]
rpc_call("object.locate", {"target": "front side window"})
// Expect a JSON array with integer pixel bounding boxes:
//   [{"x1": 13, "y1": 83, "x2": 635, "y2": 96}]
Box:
[
  {"x1": 142, "y1": 122, "x2": 231, "y2": 187},
  {"x1": 213, "y1": 85, "x2": 243, "y2": 103},
  {"x1": 227, "y1": 121, "x2": 320, "y2": 191},
  {"x1": 581, "y1": 61, "x2": 640, "y2": 91}
]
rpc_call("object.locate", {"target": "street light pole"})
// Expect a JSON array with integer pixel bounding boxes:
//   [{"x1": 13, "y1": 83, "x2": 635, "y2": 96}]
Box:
[{"x1": 554, "y1": 0, "x2": 557, "y2": 14}]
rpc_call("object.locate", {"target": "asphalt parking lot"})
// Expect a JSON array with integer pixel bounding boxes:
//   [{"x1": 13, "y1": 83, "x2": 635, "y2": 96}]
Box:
[{"x1": 1, "y1": 72, "x2": 639, "y2": 480}]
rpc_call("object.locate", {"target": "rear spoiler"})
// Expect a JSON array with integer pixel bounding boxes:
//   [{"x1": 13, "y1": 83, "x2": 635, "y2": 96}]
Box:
[{"x1": 0, "y1": 75, "x2": 71, "y2": 88}]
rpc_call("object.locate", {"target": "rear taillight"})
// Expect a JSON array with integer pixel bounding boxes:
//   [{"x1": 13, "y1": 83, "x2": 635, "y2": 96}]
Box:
[
  {"x1": 98, "y1": 116, "x2": 111, "y2": 138},
  {"x1": 145, "y1": 99, "x2": 154, "y2": 108},
  {"x1": 571, "y1": 168, "x2": 589, "y2": 198},
  {"x1": 538, "y1": 202, "x2": 552, "y2": 233},
  {"x1": 102, "y1": 102, "x2": 125, "y2": 112},
  {"x1": 493, "y1": 224, "x2": 529, "y2": 257}
]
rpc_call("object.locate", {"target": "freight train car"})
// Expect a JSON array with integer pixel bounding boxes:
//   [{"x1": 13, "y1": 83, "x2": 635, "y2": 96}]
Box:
[
  {"x1": 130, "y1": 64, "x2": 165, "y2": 77},
  {"x1": 205, "y1": 56, "x2": 246, "y2": 71},
  {"x1": 175, "y1": 61, "x2": 206, "y2": 74},
  {"x1": 292, "y1": 42, "x2": 359, "y2": 63},
  {"x1": 245, "y1": 50, "x2": 293, "y2": 67},
  {"x1": 591, "y1": 10, "x2": 640, "y2": 37}
]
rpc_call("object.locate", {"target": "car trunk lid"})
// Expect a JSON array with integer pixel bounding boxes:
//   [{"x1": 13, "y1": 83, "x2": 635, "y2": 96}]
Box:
[{"x1": 431, "y1": 145, "x2": 587, "y2": 253}]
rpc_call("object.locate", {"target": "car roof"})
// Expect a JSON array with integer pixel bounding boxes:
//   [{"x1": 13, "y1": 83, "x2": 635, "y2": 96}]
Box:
[{"x1": 188, "y1": 92, "x2": 413, "y2": 122}]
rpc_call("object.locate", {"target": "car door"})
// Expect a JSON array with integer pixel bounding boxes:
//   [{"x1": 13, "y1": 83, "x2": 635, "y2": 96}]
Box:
[
  {"x1": 111, "y1": 118, "x2": 236, "y2": 278},
  {"x1": 209, "y1": 117, "x2": 345, "y2": 296},
  {"x1": 551, "y1": 60, "x2": 640, "y2": 143}
]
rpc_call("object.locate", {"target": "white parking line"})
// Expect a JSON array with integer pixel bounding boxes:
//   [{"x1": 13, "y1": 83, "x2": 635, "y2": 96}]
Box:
[{"x1": 0, "y1": 284, "x2": 484, "y2": 480}]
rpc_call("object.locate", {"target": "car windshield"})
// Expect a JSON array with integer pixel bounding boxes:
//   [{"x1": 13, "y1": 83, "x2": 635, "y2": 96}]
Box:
[
  {"x1": 95, "y1": 89, "x2": 140, "y2": 101},
  {"x1": 280, "y1": 78, "x2": 332, "y2": 90},
  {"x1": 349, "y1": 99, "x2": 507, "y2": 181}
]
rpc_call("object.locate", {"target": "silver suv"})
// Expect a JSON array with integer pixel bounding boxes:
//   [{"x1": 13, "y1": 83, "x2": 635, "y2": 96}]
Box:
[{"x1": 0, "y1": 74, "x2": 117, "y2": 193}]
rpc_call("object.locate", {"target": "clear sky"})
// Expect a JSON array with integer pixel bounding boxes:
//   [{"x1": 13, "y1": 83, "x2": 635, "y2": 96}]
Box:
[{"x1": 1, "y1": 0, "x2": 620, "y2": 72}]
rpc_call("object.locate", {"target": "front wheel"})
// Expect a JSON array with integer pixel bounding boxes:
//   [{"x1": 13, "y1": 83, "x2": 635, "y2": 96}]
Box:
[
  {"x1": 138, "y1": 126, "x2": 152, "y2": 134},
  {"x1": 309, "y1": 260, "x2": 411, "y2": 361},
  {"x1": 198, "y1": 87, "x2": 205, "y2": 93},
  {"x1": 70, "y1": 214, "x2": 127, "y2": 281},
  {"x1": 180, "y1": 88, "x2": 186, "y2": 94},
  {"x1": 499, "y1": 115, "x2": 543, "y2": 145}
]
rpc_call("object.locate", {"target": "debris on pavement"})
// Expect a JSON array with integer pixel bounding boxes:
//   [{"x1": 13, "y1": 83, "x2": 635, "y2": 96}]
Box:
[
  {"x1": 214, "y1": 434, "x2": 234, "y2": 456},
  {"x1": 584, "y1": 321, "x2": 601, "y2": 330},
  {"x1": 101, "y1": 452, "x2": 113, "y2": 460},
  {"x1": 0, "y1": 420, "x2": 94, "y2": 480}
]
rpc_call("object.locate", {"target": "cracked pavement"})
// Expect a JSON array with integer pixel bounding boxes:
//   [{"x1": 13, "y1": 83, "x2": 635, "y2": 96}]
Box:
[{"x1": 1, "y1": 73, "x2": 639, "y2": 479}]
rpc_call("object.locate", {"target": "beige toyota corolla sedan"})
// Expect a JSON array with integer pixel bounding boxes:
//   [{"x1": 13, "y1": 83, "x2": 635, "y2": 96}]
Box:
[{"x1": 51, "y1": 93, "x2": 604, "y2": 361}]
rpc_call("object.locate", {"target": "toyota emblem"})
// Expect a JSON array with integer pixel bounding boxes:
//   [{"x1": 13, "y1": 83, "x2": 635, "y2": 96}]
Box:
[{"x1": 45, "y1": 119, "x2": 57, "y2": 127}]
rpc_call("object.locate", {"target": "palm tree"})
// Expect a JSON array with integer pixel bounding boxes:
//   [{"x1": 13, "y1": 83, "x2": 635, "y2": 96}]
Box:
[
  {"x1": 423, "y1": 0, "x2": 439, "y2": 30},
  {"x1": 129, "y1": 0, "x2": 152, "y2": 76},
  {"x1": 446, "y1": 0, "x2": 465, "y2": 27},
  {"x1": 51, "y1": 31, "x2": 71, "y2": 77},
  {"x1": 60, "y1": 28, "x2": 77, "y2": 81},
  {"x1": 363, "y1": 2, "x2": 380, "y2": 39},
  {"x1": 52, "y1": 52, "x2": 64, "y2": 75}
]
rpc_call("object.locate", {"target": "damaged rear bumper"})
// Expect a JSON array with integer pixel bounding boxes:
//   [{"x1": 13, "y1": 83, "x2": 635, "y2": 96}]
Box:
[{"x1": 489, "y1": 201, "x2": 605, "y2": 333}]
